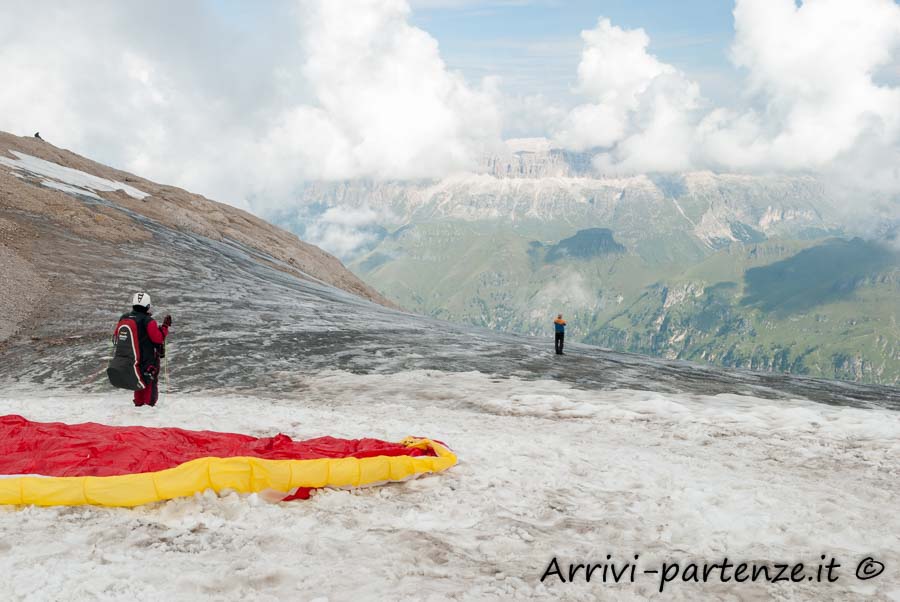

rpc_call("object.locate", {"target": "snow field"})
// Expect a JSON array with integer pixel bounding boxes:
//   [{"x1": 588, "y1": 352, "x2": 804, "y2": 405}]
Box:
[{"x1": 0, "y1": 369, "x2": 898, "y2": 601}]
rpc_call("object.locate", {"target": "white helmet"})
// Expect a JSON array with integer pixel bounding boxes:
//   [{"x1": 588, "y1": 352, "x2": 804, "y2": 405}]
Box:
[{"x1": 131, "y1": 292, "x2": 151, "y2": 308}]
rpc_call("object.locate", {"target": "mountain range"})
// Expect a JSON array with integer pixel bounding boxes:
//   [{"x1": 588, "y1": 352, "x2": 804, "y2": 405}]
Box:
[{"x1": 273, "y1": 140, "x2": 900, "y2": 385}]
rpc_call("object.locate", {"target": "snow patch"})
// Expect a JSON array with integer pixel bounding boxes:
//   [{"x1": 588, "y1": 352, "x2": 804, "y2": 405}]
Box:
[{"x1": 0, "y1": 151, "x2": 149, "y2": 200}]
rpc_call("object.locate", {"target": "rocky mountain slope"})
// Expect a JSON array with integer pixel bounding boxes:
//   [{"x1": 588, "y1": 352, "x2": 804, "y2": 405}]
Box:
[{"x1": 0, "y1": 131, "x2": 393, "y2": 345}]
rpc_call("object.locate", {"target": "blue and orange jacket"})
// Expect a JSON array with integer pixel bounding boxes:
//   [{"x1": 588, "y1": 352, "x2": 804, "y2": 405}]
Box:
[{"x1": 554, "y1": 318, "x2": 566, "y2": 333}]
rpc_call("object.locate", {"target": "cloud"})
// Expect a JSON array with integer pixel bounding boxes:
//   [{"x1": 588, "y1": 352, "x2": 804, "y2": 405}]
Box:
[
  {"x1": 491, "y1": 90, "x2": 566, "y2": 140},
  {"x1": 697, "y1": 0, "x2": 900, "y2": 174},
  {"x1": 0, "y1": 0, "x2": 503, "y2": 208},
  {"x1": 553, "y1": 1, "x2": 900, "y2": 232},
  {"x1": 0, "y1": 2, "x2": 292, "y2": 208},
  {"x1": 552, "y1": 18, "x2": 703, "y2": 171},
  {"x1": 304, "y1": 205, "x2": 386, "y2": 259},
  {"x1": 279, "y1": 0, "x2": 501, "y2": 181},
  {"x1": 2, "y1": 0, "x2": 899, "y2": 234},
  {"x1": 591, "y1": 71, "x2": 703, "y2": 174},
  {"x1": 698, "y1": 0, "x2": 900, "y2": 233}
]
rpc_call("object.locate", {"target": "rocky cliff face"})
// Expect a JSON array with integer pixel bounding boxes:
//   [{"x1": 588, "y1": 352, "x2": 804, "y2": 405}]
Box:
[
  {"x1": 285, "y1": 144, "x2": 838, "y2": 254},
  {"x1": 292, "y1": 171, "x2": 833, "y2": 233},
  {"x1": 477, "y1": 141, "x2": 595, "y2": 178}
]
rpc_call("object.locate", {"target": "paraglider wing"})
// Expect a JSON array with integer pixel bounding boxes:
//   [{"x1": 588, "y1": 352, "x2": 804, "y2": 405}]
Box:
[{"x1": 0, "y1": 415, "x2": 457, "y2": 507}]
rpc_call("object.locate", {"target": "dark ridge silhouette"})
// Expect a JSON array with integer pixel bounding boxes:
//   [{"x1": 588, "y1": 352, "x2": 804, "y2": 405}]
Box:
[{"x1": 542, "y1": 228, "x2": 626, "y2": 262}]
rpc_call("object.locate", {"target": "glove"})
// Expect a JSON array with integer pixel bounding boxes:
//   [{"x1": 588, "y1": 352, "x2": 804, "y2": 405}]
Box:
[
  {"x1": 162, "y1": 315, "x2": 172, "y2": 328},
  {"x1": 143, "y1": 365, "x2": 158, "y2": 382}
]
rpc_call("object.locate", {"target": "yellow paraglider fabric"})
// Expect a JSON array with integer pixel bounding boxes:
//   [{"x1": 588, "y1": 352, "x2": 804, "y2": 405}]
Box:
[
  {"x1": 0, "y1": 416, "x2": 457, "y2": 507},
  {"x1": 0, "y1": 438, "x2": 456, "y2": 507}
]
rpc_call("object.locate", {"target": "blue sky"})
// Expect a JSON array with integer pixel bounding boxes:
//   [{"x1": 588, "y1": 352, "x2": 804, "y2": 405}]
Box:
[
  {"x1": 410, "y1": 0, "x2": 740, "y2": 105},
  {"x1": 213, "y1": 0, "x2": 741, "y2": 105}
]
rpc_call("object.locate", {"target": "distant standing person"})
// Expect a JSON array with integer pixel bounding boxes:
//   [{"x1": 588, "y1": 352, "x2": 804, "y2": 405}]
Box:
[{"x1": 554, "y1": 314, "x2": 566, "y2": 355}]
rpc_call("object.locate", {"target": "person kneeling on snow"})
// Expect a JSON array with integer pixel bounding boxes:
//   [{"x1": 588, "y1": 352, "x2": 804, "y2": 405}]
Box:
[{"x1": 107, "y1": 292, "x2": 171, "y2": 407}]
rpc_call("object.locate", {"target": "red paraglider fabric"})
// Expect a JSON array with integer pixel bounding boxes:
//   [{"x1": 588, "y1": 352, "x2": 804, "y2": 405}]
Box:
[{"x1": 0, "y1": 415, "x2": 435, "y2": 478}]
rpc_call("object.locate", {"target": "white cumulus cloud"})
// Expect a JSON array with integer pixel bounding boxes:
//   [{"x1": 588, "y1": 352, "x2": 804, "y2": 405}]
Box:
[
  {"x1": 0, "y1": 0, "x2": 503, "y2": 208},
  {"x1": 553, "y1": 18, "x2": 703, "y2": 173},
  {"x1": 283, "y1": 0, "x2": 502, "y2": 181},
  {"x1": 697, "y1": 0, "x2": 900, "y2": 175},
  {"x1": 559, "y1": 1, "x2": 900, "y2": 189},
  {"x1": 2, "y1": 0, "x2": 899, "y2": 231}
]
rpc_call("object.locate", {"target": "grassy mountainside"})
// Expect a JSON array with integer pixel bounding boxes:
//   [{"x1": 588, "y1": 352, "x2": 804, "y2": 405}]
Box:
[
  {"x1": 350, "y1": 221, "x2": 900, "y2": 385},
  {"x1": 591, "y1": 238, "x2": 900, "y2": 384}
]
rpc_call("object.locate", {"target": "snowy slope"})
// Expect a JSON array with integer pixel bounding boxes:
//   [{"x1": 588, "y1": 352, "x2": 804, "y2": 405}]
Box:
[
  {"x1": 1, "y1": 135, "x2": 899, "y2": 600},
  {"x1": 2, "y1": 376, "x2": 899, "y2": 600}
]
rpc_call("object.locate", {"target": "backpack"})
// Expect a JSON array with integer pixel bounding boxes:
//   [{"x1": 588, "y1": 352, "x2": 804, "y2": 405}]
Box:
[{"x1": 106, "y1": 314, "x2": 149, "y2": 391}]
